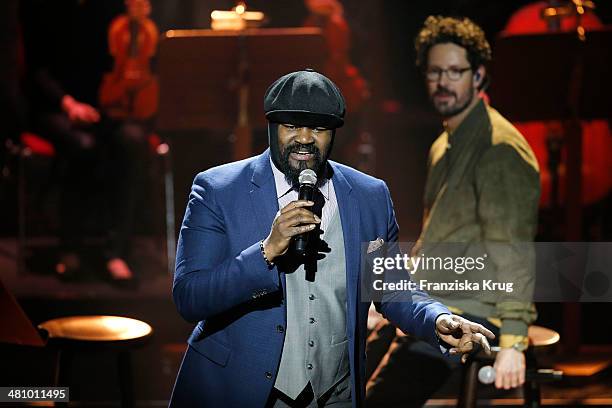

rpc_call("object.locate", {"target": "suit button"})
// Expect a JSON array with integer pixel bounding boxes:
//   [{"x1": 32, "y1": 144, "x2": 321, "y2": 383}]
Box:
[
  {"x1": 309, "y1": 294, "x2": 315, "y2": 300},
  {"x1": 308, "y1": 340, "x2": 314, "y2": 347},
  {"x1": 265, "y1": 371, "x2": 272, "y2": 379},
  {"x1": 307, "y1": 364, "x2": 313, "y2": 370},
  {"x1": 309, "y1": 317, "x2": 316, "y2": 324},
  {"x1": 276, "y1": 325, "x2": 284, "y2": 333}
]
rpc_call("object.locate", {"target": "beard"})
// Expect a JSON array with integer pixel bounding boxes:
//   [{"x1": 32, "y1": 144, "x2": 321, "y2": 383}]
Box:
[
  {"x1": 431, "y1": 85, "x2": 474, "y2": 118},
  {"x1": 277, "y1": 141, "x2": 331, "y2": 189}
]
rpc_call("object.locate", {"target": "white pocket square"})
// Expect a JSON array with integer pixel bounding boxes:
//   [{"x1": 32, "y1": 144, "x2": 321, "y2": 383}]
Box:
[{"x1": 367, "y1": 238, "x2": 385, "y2": 254}]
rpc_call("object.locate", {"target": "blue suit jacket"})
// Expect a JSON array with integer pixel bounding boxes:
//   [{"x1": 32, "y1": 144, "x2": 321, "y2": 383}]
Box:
[{"x1": 169, "y1": 150, "x2": 449, "y2": 407}]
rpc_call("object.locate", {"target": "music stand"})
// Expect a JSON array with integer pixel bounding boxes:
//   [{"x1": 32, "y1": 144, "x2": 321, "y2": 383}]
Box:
[
  {"x1": 489, "y1": 29, "x2": 612, "y2": 121},
  {"x1": 158, "y1": 27, "x2": 326, "y2": 152},
  {"x1": 157, "y1": 27, "x2": 326, "y2": 237},
  {"x1": 489, "y1": 28, "x2": 612, "y2": 351}
]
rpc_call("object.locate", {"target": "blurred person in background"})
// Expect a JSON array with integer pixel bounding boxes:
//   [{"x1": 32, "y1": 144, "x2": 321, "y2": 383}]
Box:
[
  {"x1": 367, "y1": 16, "x2": 540, "y2": 406},
  {"x1": 20, "y1": 0, "x2": 154, "y2": 284}
]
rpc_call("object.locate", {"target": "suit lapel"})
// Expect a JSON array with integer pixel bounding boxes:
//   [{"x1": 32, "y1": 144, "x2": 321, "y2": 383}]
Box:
[
  {"x1": 249, "y1": 149, "x2": 279, "y2": 234},
  {"x1": 330, "y1": 163, "x2": 360, "y2": 334},
  {"x1": 249, "y1": 150, "x2": 287, "y2": 292},
  {"x1": 331, "y1": 163, "x2": 360, "y2": 289}
]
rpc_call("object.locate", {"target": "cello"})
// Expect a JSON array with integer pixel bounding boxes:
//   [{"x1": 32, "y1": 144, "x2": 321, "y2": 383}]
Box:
[{"x1": 99, "y1": 0, "x2": 158, "y2": 120}]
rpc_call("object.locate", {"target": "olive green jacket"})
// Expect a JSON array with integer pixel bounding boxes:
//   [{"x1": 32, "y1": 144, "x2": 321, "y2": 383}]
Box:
[{"x1": 417, "y1": 99, "x2": 540, "y2": 339}]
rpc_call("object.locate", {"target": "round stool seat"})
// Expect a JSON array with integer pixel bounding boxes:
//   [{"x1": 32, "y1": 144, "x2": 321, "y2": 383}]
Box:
[
  {"x1": 528, "y1": 325, "x2": 560, "y2": 348},
  {"x1": 39, "y1": 316, "x2": 153, "y2": 406},
  {"x1": 477, "y1": 325, "x2": 561, "y2": 358},
  {"x1": 38, "y1": 315, "x2": 153, "y2": 346}
]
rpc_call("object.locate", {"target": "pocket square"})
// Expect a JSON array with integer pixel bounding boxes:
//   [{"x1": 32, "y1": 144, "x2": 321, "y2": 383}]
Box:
[{"x1": 367, "y1": 238, "x2": 385, "y2": 254}]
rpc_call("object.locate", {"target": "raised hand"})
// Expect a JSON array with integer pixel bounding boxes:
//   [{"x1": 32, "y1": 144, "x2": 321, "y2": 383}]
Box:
[{"x1": 435, "y1": 314, "x2": 495, "y2": 363}]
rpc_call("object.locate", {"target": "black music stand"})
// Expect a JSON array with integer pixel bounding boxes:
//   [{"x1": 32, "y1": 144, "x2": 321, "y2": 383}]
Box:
[
  {"x1": 489, "y1": 29, "x2": 611, "y2": 121},
  {"x1": 157, "y1": 27, "x2": 326, "y2": 237},
  {"x1": 489, "y1": 29, "x2": 612, "y2": 351},
  {"x1": 158, "y1": 27, "x2": 326, "y2": 153}
]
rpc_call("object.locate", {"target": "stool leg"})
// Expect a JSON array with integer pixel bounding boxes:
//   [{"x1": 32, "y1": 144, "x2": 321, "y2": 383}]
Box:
[
  {"x1": 365, "y1": 320, "x2": 396, "y2": 380},
  {"x1": 53, "y1": 349, "x2": 71, "y2": 407},
  {"x1": 161, "y1": 145, "x2": 176, "y2": 276},
  {"x1": 523, "y1": 349, "x2": 541, "y2": 408},
  {"x1": 457, "y1": 360, "x2": 479, "y2": 408},
  {"x1": 53, "y1": 349, "x2": 72, "y2": 386},
  {"x1": 118, "y1": 351, "x2": 134, "y2": 408},
  {"x1": 523, "y1": 379, "x2": 541, "y2": 408}
]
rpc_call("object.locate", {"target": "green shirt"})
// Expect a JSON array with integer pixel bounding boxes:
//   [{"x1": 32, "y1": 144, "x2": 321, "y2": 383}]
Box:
[{"x1": 417, "y1": 99, "x2": 540, "y2": 337}]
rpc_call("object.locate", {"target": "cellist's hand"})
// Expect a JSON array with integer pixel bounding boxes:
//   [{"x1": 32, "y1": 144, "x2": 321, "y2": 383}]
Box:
[{"x1": 61, "y1": 95, "x2": 100, "y2": 125}]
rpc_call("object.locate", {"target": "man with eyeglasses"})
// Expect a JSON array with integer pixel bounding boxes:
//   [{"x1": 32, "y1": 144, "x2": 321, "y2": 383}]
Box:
[{"x1": 366, "y1": 16, "x2": 541, "y2": 406}]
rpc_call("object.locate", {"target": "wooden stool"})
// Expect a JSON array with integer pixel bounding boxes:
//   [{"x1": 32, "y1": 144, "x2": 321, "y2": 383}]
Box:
[
  {"x1": 38, "y1": 315, "x2": 153, "y2": 407},
  {"x1": 458, "y1": 325, "x2": 561, "y2": 408}
]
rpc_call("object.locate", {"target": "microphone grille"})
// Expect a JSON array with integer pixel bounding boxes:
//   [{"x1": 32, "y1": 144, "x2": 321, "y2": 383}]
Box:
[
  {"x1": 298, "y1": 169, "x2": 317, "y2": 186},
  {"x1": 478, "y1": 365, "x2": 495, "y2": 385}
]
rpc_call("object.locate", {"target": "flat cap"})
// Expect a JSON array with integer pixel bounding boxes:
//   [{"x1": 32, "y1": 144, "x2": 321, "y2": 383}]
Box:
[{"x1": 264, "y1": 69, "x2": 345, "y2": 129}]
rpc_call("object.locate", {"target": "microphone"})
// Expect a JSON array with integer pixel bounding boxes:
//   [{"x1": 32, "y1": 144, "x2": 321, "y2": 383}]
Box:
[
  {"x1": 293, "y1": 169, "x2": 318, "y2": 255},
  {"x1": 478, "y1": 365, "x2": 563, "y2": 385}
]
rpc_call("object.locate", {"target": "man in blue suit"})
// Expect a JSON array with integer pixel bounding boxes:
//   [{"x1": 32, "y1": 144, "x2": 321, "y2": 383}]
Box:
[{"x1": 169, "y1": 69, "x2": 494, "y2": 407}]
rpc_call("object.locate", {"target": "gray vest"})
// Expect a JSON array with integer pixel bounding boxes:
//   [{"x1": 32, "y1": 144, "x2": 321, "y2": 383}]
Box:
[{"x1": 274, "y1": 208, "x2": 349, "y2": 400}]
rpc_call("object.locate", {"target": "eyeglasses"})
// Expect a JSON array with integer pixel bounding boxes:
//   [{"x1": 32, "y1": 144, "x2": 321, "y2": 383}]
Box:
[{"x1": 425, "y1": 66, "x2": 472, "y2": 81}]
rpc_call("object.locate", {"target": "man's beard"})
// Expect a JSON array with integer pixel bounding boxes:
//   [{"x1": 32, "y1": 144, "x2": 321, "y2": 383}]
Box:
[
  {"x1": 431, "y1": 85, "x2": 474, "y2": 118},
  {"x1": 278, "y1": 142, "x2": 330, "y2": 189}
]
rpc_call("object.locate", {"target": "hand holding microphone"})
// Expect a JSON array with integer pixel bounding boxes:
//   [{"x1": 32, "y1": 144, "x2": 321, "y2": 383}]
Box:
[
  {"x1": 293, "y1": 169, "x2": 318, "y2": 255},
  {"x1": 263, "y1": 169, "x2": 320, "y2": 261}
]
